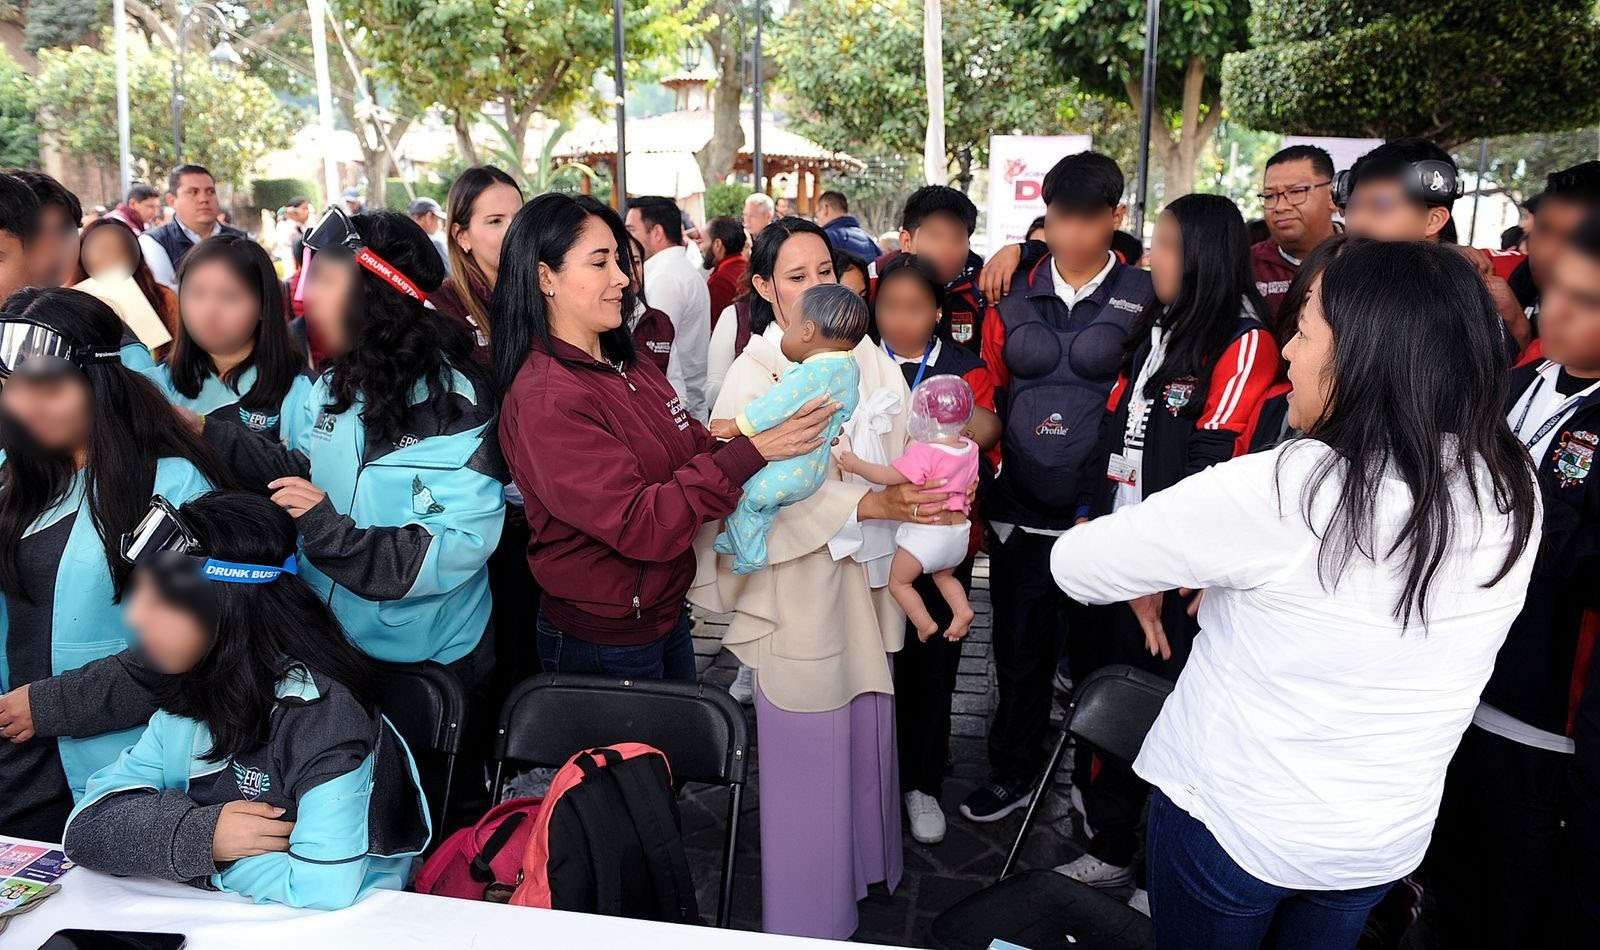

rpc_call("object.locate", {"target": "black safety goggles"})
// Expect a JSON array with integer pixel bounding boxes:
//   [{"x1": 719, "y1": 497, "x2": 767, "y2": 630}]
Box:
[
  {"x1": 303, "y1": 207, "x2": 428, "y2": 302},
  {"x1": 0, "y1": 315, "x2": 122, "y2": 380},
  {"x1": 121, "y1": 495, "x2": 298, "y2": 585}
]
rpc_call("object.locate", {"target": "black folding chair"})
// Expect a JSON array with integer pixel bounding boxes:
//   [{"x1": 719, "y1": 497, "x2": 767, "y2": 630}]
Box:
[
  {"x1": 379, "y1": 661, "x2": 467, "y2": 837},
  {"x1": 490, "y1": 673, "x2": 750, "y2": 928},
  {"x1": 931, "y1": 665, "x2": 1174, "y2": 950}
]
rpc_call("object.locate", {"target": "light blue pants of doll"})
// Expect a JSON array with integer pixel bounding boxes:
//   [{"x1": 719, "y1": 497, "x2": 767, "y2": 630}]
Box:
[{"x1": 715, "y1": 445, "x2": 834, "y2": 575}]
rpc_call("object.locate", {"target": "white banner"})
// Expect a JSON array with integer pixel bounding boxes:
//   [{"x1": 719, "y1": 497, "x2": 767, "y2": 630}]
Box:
[
  {"x1": 1281, "y1": 135, "x2": 1386, "y2": 174},
  {"x1": 985, "y1": 134, "x2": 1093, "y2": 256}
]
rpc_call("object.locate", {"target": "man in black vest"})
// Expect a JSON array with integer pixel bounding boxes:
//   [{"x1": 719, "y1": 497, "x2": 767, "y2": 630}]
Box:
[{"x1": 139, "y1": 164, "x2": 246, "y2": 289}]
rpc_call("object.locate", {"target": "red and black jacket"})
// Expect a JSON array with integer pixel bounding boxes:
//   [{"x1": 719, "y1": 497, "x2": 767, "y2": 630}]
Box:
[
  {"x1": 1079, "y1": 312, "x2": 1279, "y2": 519},
  {"x1": 1481, "y1": 362, "x2": 1600, "y2": 737}
]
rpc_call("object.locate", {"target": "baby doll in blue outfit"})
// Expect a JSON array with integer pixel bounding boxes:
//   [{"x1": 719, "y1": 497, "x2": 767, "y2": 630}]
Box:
[{"x1": 708, "y1": 284, "x2": 869, "y2": 574}]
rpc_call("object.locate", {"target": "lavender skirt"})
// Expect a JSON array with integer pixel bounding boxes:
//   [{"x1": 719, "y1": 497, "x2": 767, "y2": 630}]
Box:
[{"x1": 754, "y1": 682, "x2": 903, "y2": 939}]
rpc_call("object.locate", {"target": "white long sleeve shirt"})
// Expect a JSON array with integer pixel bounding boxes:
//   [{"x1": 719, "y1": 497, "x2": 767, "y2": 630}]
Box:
[
  {"x1": 643, "y1": 249, "x2": 712, "y2": 421},
  {"x1": 1051, "y1": 440, "x2": 1539, "y2": 890}
]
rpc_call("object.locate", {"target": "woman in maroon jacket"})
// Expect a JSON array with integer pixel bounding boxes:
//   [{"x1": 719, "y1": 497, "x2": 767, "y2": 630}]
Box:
[{"x1": 490, "y1": 194, "x2": 837, "y2": 679}]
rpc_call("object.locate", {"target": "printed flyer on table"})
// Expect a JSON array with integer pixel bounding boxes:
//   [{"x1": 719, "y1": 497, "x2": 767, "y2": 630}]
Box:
[{"x1": 0, "y1": 841, "x2": 73, "y2": 912}]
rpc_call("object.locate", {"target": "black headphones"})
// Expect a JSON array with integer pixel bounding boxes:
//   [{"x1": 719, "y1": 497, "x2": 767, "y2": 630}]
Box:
[{"x1": 1332, "y1": 159, "x2": 1464, "y2": 208}]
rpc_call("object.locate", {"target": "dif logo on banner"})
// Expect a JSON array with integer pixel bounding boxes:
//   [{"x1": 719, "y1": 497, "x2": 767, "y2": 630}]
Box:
[{"x1": 985, "y1": 134, "x2": 1092, "y2": 257}]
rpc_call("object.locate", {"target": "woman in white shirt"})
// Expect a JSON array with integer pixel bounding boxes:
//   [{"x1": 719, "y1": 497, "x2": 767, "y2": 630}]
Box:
[{"x1": 1051, "y1": 239, "x2": 1541, "y2": 947}]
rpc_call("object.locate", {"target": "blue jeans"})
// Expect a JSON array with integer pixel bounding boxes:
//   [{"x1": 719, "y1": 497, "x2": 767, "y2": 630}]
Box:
[
  {"x1": 534, "y1": 608, "x2": 697, "y2": 682},
  {"x1": 1147, "y1": 789, "x2": 1391, "y2": 949}
]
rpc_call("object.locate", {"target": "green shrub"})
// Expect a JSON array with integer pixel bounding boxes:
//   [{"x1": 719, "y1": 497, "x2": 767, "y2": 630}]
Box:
[
  {"x1": 252, "y1": 178, "x2": 319, "y2": 213},
  {"x1": 384, "y1": 178, "x2": 450, "y2": 211},
  {"x1": 704, "y1": 181, "x2": 748, "y2": 220}
]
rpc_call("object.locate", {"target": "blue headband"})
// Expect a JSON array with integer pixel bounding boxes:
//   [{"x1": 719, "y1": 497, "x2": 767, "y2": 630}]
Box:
[{"x1": 199, "y1": 555, "x2": 299, "y2": 585}]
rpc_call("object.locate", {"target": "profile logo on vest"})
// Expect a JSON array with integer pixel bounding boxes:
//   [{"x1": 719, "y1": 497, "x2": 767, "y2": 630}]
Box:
[{"x1": 1036, "y1": 412, "x2": 1069, "y2": 437}]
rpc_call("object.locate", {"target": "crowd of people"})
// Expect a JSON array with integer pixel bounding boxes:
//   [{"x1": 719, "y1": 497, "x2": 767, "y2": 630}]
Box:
[{"x1": 0, "y1": 134, "x2": 1596, "y2": 948}]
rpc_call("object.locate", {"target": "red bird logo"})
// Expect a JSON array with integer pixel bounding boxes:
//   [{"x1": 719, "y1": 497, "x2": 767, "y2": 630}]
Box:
[{"x1": 1005, "y1": 159, "x2": 1027, "y2": 184}]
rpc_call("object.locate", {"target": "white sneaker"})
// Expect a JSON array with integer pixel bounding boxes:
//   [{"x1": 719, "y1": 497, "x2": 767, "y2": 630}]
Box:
[
  {"x1": 1054, "y1": 853, "x2": 1134, "y2": 889},
  {"x1": 905, "y1": 791, "x2": 947, "y2": 844},
  {"x1": 728, "y1": 664, "x2": 755, "y2": 705},
  {"x1": 1128, "y1": 888, "x2": 1150, "y2": 916}
]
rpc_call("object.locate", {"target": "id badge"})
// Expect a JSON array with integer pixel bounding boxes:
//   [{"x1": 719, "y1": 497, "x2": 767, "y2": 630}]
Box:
[{"x1": 1107, "y1": 453, "x2": 1138, "y2": 486}]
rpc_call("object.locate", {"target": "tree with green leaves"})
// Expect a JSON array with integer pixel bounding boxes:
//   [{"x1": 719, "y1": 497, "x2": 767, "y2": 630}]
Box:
[
  {"x1": 0, "y1": 50, "x2": 41, "y2": 169},
  {"x1": 1223, "y1": 1, "x2": 1600, "y2": 149},
  {"x1": 1005, "y1": 0, "x2": 1252, "y2": 201},
  {"x1": 30, "y1": 43, "x2": 296, "y2": 190},
  {"x1": 347, "y1": 0, "x2": 702, "y2": 174},
  {"x1": 1458, "y1": 129, "x2": 1600, "y2": 206},
  {"x1": 21, "y1": 0, "x2": 106, "y2": 52},
  {"x1": 772, "y1": 0, "x2": 1068, "y2": 189}
]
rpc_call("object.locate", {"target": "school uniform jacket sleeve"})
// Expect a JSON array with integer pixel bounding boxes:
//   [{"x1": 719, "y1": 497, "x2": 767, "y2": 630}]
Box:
[
  {"x1": 507, "y1": 387, "x2": 763, "y2": 563},
  {"x1": 200, "y1": 376, "x2": 317, "y2": 489},
  {"x1": 293, "y1": 419, "x2": 505, "y2": 602},
  {"x1": 28, "y1": 649, "x2": 164, "y2": 739},
  {"x1": 1187, "y1": 328, "x2": 1278, "y2": 474},
  {"x1": 63, "y1": 712, "x2": 224, "y2": 883},
  {"x1": 1051, "y1": 446, "x2": 1306, "y2": 604}
]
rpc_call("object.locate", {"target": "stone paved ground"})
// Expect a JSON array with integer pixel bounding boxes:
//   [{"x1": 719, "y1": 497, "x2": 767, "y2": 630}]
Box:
[{"x1": 678, "y1": 556, "x2": 1117, "y2": 945}]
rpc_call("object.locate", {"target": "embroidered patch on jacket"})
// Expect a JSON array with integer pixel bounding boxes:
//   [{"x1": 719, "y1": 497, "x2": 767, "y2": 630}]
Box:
[
  {"x1": 239, "y1": 407, "x2": 279, "y2": 432},
  {"x1": 1553, "y1": 430, "x2": 1596, "y2": 489},
  {"x1": 311, "y1": 410, "x2": 338, "y2": 439},
  {"x1": 950, "y1": 319, "x2": 973, "y2": 343},
  {"x1": 1035, "y1": 412, "x2": 1069, "y2": 437},
  {"x1": 233, "y1": 760, "x2": 271, "y2": 801},
  {"x1": 1163, "y1": 378, "x2": 1196, "y2": 415},
  {"x1": 412, "y1": 475, "x2": 446, "y2": 515}
]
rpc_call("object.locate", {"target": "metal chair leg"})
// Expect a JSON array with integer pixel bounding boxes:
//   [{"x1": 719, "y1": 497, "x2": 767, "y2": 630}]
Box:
[
  {"x1": 489, "y1": 759, "x2": 506, "y2": 806},
  {"x1": 436, "y1": 752, "x2": 457, "y2": 834},
  {"x1": 717, "y1": 783, "x2": 743, "y2": 928},
  {"x1": 1000, "y1": 717, "x2": 1073, "y2": 880}
]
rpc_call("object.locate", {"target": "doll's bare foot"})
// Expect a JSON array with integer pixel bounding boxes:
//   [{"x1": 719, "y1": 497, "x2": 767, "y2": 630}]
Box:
[
  {"x1": 944, "y1": 605, "x2": 975, "y2": 642},
  {"x1": 915, "y1": 618, "x2": 941, "y2": 642}
]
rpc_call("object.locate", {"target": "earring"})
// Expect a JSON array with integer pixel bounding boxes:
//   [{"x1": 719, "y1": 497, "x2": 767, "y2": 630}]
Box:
[{"x1": 544, "y1": 290, "x2": 555, "y2": 298}]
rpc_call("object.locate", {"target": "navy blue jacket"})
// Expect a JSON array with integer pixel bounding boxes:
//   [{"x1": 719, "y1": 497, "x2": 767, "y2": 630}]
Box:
[{"x1": 824, "y1": 216, "x2": 881, "y2": 264}]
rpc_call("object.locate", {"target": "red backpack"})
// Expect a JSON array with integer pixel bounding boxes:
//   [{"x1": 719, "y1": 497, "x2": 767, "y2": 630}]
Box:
[
  {"x1": 510, "y1": 742, "x2": 700, "y2": 924},
  {"x1": 414, "y1": 796, "x2": 541, "y2": 902}
]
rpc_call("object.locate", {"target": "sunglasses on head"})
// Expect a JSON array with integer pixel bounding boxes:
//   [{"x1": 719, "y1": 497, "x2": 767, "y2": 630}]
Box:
[
  {"x1": 0, "y1": 314, "x2": 122, "y2": 380},
  {"x1": 121, "y1": 495, "x2": 298, "y2": 585},
  {"x1": 303, "y1": 207, "x2": 429, "y2": 302}
]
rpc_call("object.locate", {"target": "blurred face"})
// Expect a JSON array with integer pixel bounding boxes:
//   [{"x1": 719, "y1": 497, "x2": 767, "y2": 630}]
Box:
[
  {"x1": 1148, "y1": 212, "x2": 1183, "y2": 305},
  {"x1": 775, "y1": 197, "x2": 791, "y2": 218},
  {"x1": 412, "y1": 212, "x2": 442, "y2": 236},
  {"x1": 37, "y1": 206, "x2": 79, "y2": 287},
  {"x1": 169, "y1": 172, "x2": 219, "y2": 232},
  {"x1": 874, "y1": 272, "x2": 940, "y2": 356},
  {"x1": 628, "y1": 243, "x2": 646, "y2": 295},
  {"x1": 80, "y1": 227, "x2": 137, "y2": 281},
  {"x1": 1343, "y1": 180, "x2": 1449, "y2": 242},
  {"x1": 1536, "y1": 246, "x2": 1600, "y2": 370},
  {"x1": 305, "y1": 255, "x2": 358, "y2": 358},
  {"x1": 0, "y1": 373, "x2": 93, "y2": 454},
  {"x1": 343, "y1": 198, "x2": 362, "y2": 214},
  {"x1": 743, "y1": 202, "x2": 773, "y2": 238},
  {"x1": 286, "y1": 203, "x2": 311, "y2": 225},
  {"x1": 900, "y1": 212, "x2": 971, "y2": 285},
  {"x1": 624, "y1": 209, "x2": 669, "y2": 258},
  {"x1": 180, "y1": 258, "x2": 260, "y2": 358},
  {"x1": 839, "y1": 266, "x2": 868, "y2": 299},
  {"x1": 1527, "y1": 197, "x2": 1591, "y2": 289},
  {"x1": 452, "y1": 182, "x2": 521, "y2": 287},
  {"x1": 751, "y1": 233, "x2": 836, "y2": 330},
  {"x1": 540, "y1": 215, "x2": 629, "y2": 338},
  {"x1": 1261, "y1": 158, "x2": 1336, "y2": 254},
  {"x1": 1282, "y1": 276, "x2": 1336, "y2": 431},
  {"x1": 131, "y1": 195, "x2": 163, "y2": 226},
  {"x1": 1044, "y1": 203, "x2": 1123, "y2": 274},
  {"x1": 125, "y1": 578, "x2": 211, "y2": 675}
]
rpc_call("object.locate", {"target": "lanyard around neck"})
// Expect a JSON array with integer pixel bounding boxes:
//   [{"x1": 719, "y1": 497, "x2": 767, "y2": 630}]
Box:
[
  {"x1": 885, "y1": 339, "x2": 935, "y2": 390},
  {"x1": 1513, "y1": 366, "x2": 1600, "y2": 450}
]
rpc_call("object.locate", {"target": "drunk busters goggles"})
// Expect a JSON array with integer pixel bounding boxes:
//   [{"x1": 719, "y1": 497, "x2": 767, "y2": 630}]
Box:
[
  {"x1": 303, "y1": 207, "x2": 429, "y2": 302},
  {"x1": 0, "y1": 315, "x2": 122, "y2": 379},
  {"x1": 121, "y1": 495, "x2": 298, "y2": 587}
]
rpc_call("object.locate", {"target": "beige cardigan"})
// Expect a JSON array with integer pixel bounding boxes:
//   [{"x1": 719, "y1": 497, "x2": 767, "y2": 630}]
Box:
[{"x1": 689, "y1": 330, "x2": 910, "y2": 713}]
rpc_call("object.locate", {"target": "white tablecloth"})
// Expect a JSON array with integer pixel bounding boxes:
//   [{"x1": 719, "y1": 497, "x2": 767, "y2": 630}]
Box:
[{"x1": 3, "y1": 839, "x2": 882, "y2": 949}]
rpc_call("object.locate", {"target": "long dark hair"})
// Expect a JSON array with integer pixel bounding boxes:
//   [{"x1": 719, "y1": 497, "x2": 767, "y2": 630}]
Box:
[
  {"x1": 747, "y1": 217, "x2": 835, "y2": 336},
  {"x1": 1289, "y1": 240, "x2": 1537, "y2": 625},
  {"x1": 72, "y1": 217, "x2": 172, "y2": 329},
  {"x1": 169, "y1": 234, "x2": 301, "y2": 411},
  {"x1": 150, "y1": 491, "x2": 377, "y2": 761},
  {"x1": 0, "y1": 288, "x2": 232, "y2": 599},
  {"x1": 1128, "y1": 193, "x2": 1269, "y2": 419},
  {"x1": 489, "y1": 193, "x2": 636, "y2": 394},
  {"x1": 322, "y1": 211, "x2": 490, "y2": 444},
  {"x1": 445, "y1": 165, "x2": 523, "y2": 339}
]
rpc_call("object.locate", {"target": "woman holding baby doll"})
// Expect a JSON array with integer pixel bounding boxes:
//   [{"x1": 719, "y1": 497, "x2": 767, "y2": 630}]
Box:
[
  {"x1": 492, "y1": 194, "x2": 835, "y2": 681},
  {"x1": 691, "y1": 217, "x2": 974, "y2": 940}
]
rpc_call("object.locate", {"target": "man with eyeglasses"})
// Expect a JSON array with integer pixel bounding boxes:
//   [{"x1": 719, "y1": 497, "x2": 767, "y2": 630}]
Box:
[{"x1": 1251, "y1": 145, "x2": 1338, "y2": 317}]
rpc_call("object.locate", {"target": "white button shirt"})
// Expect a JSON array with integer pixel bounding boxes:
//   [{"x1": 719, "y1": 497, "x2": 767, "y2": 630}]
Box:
[
  {"x1": 643, "y1": 248, "x2": 713, "y2": 421},
  {"x1": 1051, "y1": 440, "x2": 1538, "y2": 889},
  {"x1": 139, "y1": 218, "x2": 225, "y2": 290}
]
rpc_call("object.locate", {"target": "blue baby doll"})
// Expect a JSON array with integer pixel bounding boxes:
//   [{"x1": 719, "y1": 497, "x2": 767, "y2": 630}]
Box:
[{"x1": 708, "y1": 283, "x2": 870, "y2": 574}]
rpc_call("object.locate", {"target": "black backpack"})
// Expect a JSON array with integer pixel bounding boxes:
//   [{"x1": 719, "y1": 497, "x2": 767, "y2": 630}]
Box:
[{"x1": 511, "y1": 744, "x2": 701, "y2": 924}]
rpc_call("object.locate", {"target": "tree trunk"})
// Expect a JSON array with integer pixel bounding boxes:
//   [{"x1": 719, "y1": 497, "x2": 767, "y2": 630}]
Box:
[
  {"x1": 504, "y1": 94, "x2": 532, "y2": 174},
  {"x1": 1122, "y1": 56, "x2": 1221, "y2": 205},
  {"x1": 694, "y1": 0, "x2": 744, "y2": 185},
  {"x1": 454, "y1": 113, "x2": 481, "y2": 167},
  {"x1": 954, "y1": 146, "x2": 973, "y2": 194}
]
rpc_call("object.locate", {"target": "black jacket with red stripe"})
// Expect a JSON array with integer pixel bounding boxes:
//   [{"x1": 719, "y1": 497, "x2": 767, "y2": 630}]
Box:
[
  {"x1": 1481, "y1": 362, "x2": 1600, "y2": 736},
  {"x1": 1079, "y1": 312, "x2": 1278, "y2": 518}
]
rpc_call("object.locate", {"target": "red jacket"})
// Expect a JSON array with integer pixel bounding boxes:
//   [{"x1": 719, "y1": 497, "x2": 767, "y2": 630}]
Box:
[
  {"x1": 631, "y1": 304, "x2": 675, "y2": 374},
  {"x1": 500, "y1": 339, "x2": 765, "y2": 645},
  {"x1": 707, "y1": 255, "x2": 747, "y2": 327},
  {"x1": 1250, "y1": 238, "x2": 1299, "y2": 319}
]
